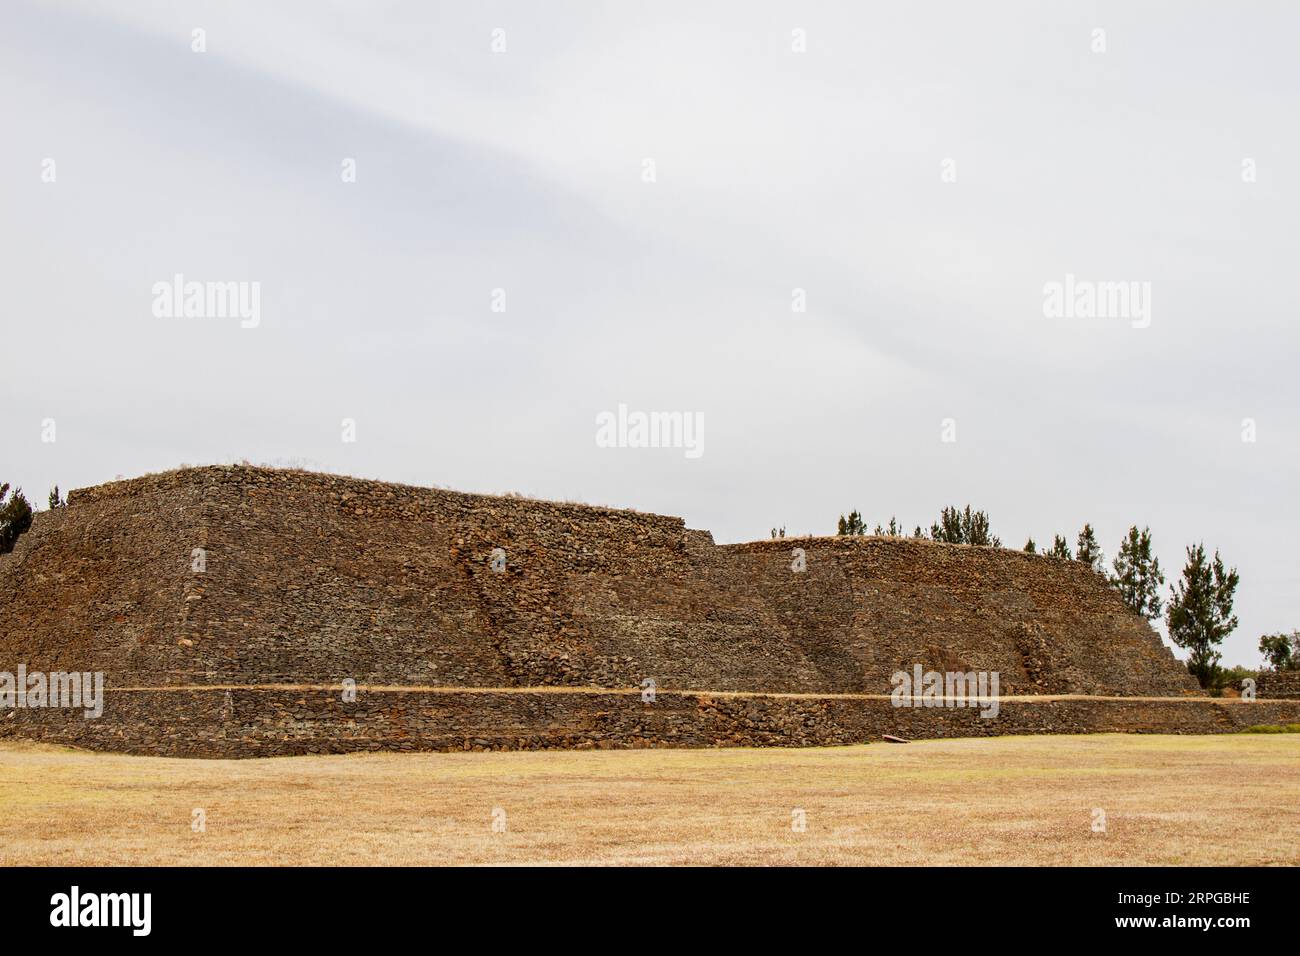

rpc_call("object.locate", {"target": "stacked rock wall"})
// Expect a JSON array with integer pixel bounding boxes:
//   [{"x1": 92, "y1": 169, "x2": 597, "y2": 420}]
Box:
[
  {"x1": 1258, "y1": 671, "x2": 1300, "y2": 700},
  {"x1": 6, "y1": 689, "x2": 1297, "y2": 758}
]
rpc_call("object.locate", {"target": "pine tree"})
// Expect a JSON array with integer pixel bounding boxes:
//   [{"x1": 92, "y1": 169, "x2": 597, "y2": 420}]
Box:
[
  {"x1": 962, "y1": 506, "x2": 996, "y2": 547},
  {"x1": 1166, "y1": 544, "x2": 1240, "y2": 688},
  {"x1": 1111, "y1": 525, "x2": 1164, "y2": 620},
  {"x1": 1047, "y1": 535, "x2": 1072, "y2": 560},
  {"x1": 1023, "y1": 537, "x2": 1036, "y2": 554},
  {"x1": 1075, "y1": 523, "x2": 1103, "y2": 572},
  {"x1": 930, "y1": 506, "x2": 962, "y2": 543},
  {"x1": 837, "y1": 510, "x2": 866, "y2": 536},
  {"x1": 48, "y1": 486, "x2": 65, "y2": 509},
  {"x1": 930, "y1": 505, "x2": 999, "y2": 547},
  {"x1": 0, "y1": 484, "x2": 34, "y2": 555}
]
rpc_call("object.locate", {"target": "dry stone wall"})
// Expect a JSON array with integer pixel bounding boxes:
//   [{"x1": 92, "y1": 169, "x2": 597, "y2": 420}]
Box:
[
  {"x1": 4, "y1": 688, "x2": 1298, "y2": 759},
  {"x1": 1258, "y1": 671, "x2": 1300, "y2": 699},
  {"x1": 0, "y1": 464, "x2": 1251, "y2": 758}
]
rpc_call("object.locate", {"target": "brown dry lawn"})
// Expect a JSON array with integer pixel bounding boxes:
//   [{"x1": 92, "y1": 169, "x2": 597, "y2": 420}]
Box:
[{"x1": 2, "y1": 734, "x2": 1296, "y2": 866}]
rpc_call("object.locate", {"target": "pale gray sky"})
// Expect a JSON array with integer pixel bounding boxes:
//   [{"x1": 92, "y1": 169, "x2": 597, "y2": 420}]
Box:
[{"x1": 2, "y1": 1, "x2": 1297, "y2": 667}]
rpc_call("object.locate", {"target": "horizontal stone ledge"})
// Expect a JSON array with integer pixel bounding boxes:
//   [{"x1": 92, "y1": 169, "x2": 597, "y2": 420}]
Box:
[
  {"x1": 97, "y1": 684, "x2": 1275, "y2": 705},
  {"x1": 7, "y1": 693, "x2": 1299, "y2": 759}
]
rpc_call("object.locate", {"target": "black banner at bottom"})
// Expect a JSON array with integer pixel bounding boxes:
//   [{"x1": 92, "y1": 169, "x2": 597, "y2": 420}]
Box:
[{"x1": 0, "y1": 866, "x2": 1286, "y2": 941}]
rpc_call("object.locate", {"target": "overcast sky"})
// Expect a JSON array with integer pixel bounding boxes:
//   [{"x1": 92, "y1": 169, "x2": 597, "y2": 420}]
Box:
[{"x1": 3, "y1": 1, "x2": 1297, "y2": 667}]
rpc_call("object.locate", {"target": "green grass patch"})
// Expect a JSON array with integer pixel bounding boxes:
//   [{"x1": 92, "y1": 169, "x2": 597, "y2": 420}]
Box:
[{"x1": 1240, "y1": 723, "x2": 1300, "y2": 734}]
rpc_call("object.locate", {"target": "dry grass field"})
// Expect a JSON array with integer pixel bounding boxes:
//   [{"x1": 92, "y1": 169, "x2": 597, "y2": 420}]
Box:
[{"x1": 2, "y1": 734, "x2": 1297, "y2": 866}]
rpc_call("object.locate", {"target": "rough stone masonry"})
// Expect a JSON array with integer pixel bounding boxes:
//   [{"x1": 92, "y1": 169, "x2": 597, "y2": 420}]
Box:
[{"x1": 0, "y1": 466, "x2": 1295, "y2": 757}]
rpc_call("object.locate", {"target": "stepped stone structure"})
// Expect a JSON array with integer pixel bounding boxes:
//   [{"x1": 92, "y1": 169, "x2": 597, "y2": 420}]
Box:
[{"x1": 1, "y1": 466, "x2": 1295, "y2": 757}]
